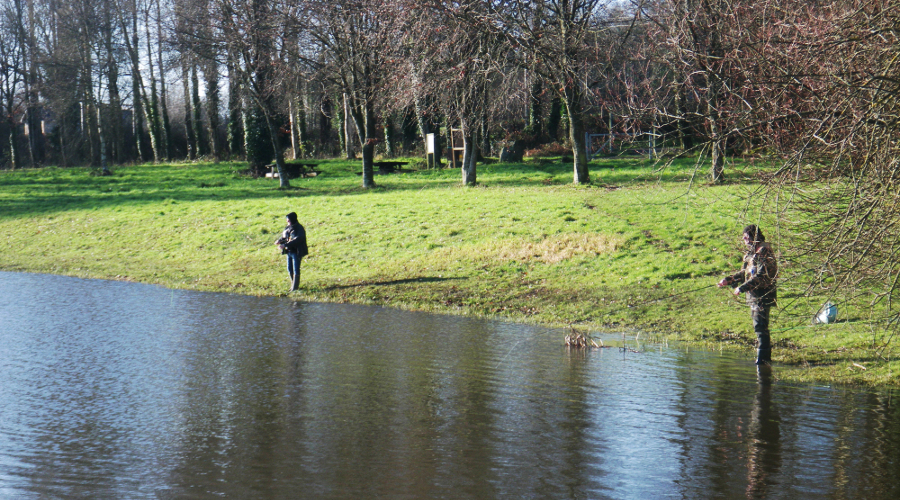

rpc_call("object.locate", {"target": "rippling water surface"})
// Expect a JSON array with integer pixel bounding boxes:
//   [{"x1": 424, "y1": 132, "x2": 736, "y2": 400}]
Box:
[{"x1": 1, "y1": 271, "x2": 899, "y2": 499}]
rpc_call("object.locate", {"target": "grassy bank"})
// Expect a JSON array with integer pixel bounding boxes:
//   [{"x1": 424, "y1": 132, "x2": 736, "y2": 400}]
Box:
[{"x1": 1, "y1": 157, "x2": 897, "y2": 386}]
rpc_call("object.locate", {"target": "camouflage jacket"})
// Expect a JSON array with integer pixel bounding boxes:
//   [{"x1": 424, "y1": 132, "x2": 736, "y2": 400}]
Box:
[{"x1": 725, "y1": 242, "x2": 778, "y2": 305}]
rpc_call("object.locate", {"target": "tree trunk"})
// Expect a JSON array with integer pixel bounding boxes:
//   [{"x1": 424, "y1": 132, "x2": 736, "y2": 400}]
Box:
[
  {"x1": 528, "y1": 73, "x2": 543, "y2": 140},
  {"x1": 401, "y1": 106, "x2": 417, "y2": 153},
  {"x1": 5, "y1": 0, "x2": 24, "y2": 169},
  {"x1": 155, "y1": 0, "x2": 171, "y2": 159},
  {"x1": 319, "y1": 94, "x2": 333, "y2": 149},
  {"x1": 480, "y1": 112, "x2": 490, "y2": 159},
  {"x1": 121, "y1": 1, "x2": 147, "y2": 162},
  {"x1": 244, "y1": 96, "x2": 273, "y2": 176},
  {"x1": 192, "y1": 64, "x2": 206, "y2": 156},
  {"x1": 7, "y1": 120, "x2": 21, "y2": 170},
  {"x1": 86, "y1": 99, "x2": 102, "y2": 167},
  {"x1": 298, "y1": 91, "x2": 309, "y2": 146},
  {"x1": 336, "y1": 96, "x2": 347, "y2": 158},
  {"x1": 97, "y1": 99, "x2": 110, "y2": 173},
  {"x1": 103, "y1": 4, "x2": 124, "y2": 165},
  {"x1": 130, "y1": 35, "x2": 145, "y2": 161},
  {"x1": 384, "y1": 112, "x2": 395, "y2": 158},
  {"x1": 25, "y1": 97, "x2": 43, "y2": 166},
  {"x1": 461, "y1": 120, "x2": 477, "y2": 186},
  {"x1": 707, "y1": 76, "x2": 725, "y2": 183},
  {"x1": 710, "y1": 138, "x2": 725, "y2": 182},
  {"x1": 144, "y1": 15, "x2": 163, "y2": 162},
  {"x1": 226, "y1": 53, "x2": 243, "y2": 157},
  {"x1": 159, "y1": 73, "x2": 172, "y2": 160},
  {"x1": 343, "y1": 93, "x2": 354, "y2": 160},
  {"x1": 82, "y1": 42, "x2": 102, "y2": 167},
  {"x1": 361, "y1": 139, "x2": 375, "y2": 188},
  {"x1": 143, "y1": 89, "x2": 162, "y2": 162},
  {"x1": 704, "y1": 14, "x2": 726, "y2": 183},
  {"x1": 205, "y1": 60, "x2": 221, "y2": 161},
  {"x1": 24, "y1": 0, "x2": 44, "y2": 166},
  {"x1": 182, "y1": 61, "x2": 196, "y2": 160},
  {"x1": 350, "y1": 98, "x2": 376, "y2": 188},
  {"x1": 262, "y1": 111, "x2": 289, "y2": 188},
  {"x1": 289, "y1": 98, "x2": 300, "y2": 159},
  {"x1": 563, "y1": 89, "x2": 589, "y2": 184},
  {"x1": 547, "y1": 97, "x2": 562, "y2": 141},
  {"x1": 415, "y1": 93, "x2": 431, "y2": 138},
  {"x1": 676, "y1": 82, "x2": 693, "y2": 150},
  {"x1": 107, "y1": 58, "x2": 124, "y2": 164}
]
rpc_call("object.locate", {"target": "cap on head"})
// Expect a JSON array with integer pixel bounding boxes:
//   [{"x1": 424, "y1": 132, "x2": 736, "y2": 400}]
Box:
[
  {"x1": 286, "y1": 212, "x2": 298, "y2": 223},
  {"x1": 743, "y1": 224, "x2": 765, "y2": 242}
]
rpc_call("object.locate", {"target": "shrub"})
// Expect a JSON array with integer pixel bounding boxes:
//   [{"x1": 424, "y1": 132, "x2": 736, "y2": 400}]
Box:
[{"x1": 525, "y1": 142, "x2": 571, "y2": 158}]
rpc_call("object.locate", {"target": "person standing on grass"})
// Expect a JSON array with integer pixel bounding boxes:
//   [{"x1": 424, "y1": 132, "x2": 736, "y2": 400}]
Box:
[
  {"x1": 276, "y1": 212, "x2": 308, "y2": 292},
  {"x1": 717, "y1": 225, "x2": 778, "y2": 365}
]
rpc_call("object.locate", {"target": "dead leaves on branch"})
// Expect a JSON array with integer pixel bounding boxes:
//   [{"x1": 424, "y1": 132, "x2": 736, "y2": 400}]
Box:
[
  {"x1": 565, "y1": 331, "x2": 600, "y2": 348},
  {"x1": 565, "y1": 328, "x2": 641, "y2": 353}
]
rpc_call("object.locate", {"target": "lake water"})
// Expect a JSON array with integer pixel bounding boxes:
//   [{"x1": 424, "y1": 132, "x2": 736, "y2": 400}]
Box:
[{"x1": 1, "y1": 271, "x2": 898, "y2": 499}]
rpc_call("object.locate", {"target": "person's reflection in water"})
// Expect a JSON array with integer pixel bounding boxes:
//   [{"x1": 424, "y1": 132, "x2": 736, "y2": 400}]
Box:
[{"x1": 746, "y1": 366, "x2": 782, "y2": 498}]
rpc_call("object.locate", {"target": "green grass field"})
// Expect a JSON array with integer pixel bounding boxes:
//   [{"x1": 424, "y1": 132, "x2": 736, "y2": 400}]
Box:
[{"x1": 2, "y1": 156, "x2": 897, "y2": 386}]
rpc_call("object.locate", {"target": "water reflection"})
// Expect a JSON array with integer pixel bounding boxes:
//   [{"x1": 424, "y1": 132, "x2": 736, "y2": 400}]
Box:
[
  {"x1": 746, "y1": 366, "x2": 781, "y2": 499},
  {"x1": 1, "y1": 272, "x2": 899, "y2": 499}
]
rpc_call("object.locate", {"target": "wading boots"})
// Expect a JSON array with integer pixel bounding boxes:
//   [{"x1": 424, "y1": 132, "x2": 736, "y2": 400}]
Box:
[{"x1": 756, "y1": 335, "x2": 772, "y2": 365}]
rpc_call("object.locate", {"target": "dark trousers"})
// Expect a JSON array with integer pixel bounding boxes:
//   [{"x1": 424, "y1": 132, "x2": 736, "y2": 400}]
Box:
[
  {"x1": 286, "y1": 252, "x2": 303, "y2": 290},
  {"x1": 752, "y1": 304, "x2": 771, "y2": 346},
  {"x1": 752, "y1": 303, "x2": 772, "y2": 362}
]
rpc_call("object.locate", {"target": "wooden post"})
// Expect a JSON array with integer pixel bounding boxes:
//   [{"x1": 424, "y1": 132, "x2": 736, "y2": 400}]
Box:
[
  {"x1": 425, "y1": 133, "x2": 437, "y2": 169},
  {"x1": 450, "y1": 128, "x2": 464, "y2": 169}
]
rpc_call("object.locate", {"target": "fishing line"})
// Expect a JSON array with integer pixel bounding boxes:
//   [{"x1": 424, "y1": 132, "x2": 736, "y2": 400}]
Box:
[
  {"x1": 626, "y1": 283, "x2": 719, "y2": 309},
  {"x1": 493, "y1": 329, "x2": 554, "y2": 370}
]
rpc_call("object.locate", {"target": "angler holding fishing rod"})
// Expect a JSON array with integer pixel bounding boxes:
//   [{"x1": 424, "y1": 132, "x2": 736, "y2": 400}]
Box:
[{"x1": 717, "y1": 225, "x2": 779, "y2": 365}]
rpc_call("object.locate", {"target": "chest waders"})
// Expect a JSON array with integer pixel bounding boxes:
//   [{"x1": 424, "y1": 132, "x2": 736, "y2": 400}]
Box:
[{"x1": 751, "y1": 301, "x2": 772, "y2": 365}]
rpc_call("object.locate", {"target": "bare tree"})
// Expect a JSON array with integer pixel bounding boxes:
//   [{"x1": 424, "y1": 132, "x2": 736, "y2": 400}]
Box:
[
  {"x1": 307, "y1": 0, "x2": 400, "y2": 188},
  {"x1": 202, "y1": 0, "x2": 300, "y2": 187},
  {"x1": 225, "y1": 44, "x2": 242, "y2": 156},
  {"x1": 642, "y1": 0, "x2": 740, "y2": 182},
  {"x1": 479, "y1": 0, "x2": 640, "y2": 184},
  {"x1": 639, "y1": 0, "x2": 900, "y2": 331},
  {"x1": 118, "y1": 0, "x2": 166, "y2": 162},
  {"x1": 142, "y1": 3, "x2": 166, "y2": 160},
  {"x1": 0, "y1": 0, "x2": 25, "y2": 169},
  {"x1": 22, "y1": 0, "x2": 44, "y2": 166},
  {"x1": 153, "y1": 0, "x2": 173, "y2": 159},
  {"x1": 759, "y1": 0, "x2": 900, "y2": 329},
  {"x1": 408, "y1": 1, "x2": 506, "y2": 185}
]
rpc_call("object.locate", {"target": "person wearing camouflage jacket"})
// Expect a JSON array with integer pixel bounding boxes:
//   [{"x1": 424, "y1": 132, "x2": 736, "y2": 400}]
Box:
[{"x1": 717, "y1": 225, "x2": 778, "y2": 365}]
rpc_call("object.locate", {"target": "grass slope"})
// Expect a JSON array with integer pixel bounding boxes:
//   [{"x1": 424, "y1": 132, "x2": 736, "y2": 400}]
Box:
[{"x1": 1, "y1": 157, "x2": 896, "y2": 386}]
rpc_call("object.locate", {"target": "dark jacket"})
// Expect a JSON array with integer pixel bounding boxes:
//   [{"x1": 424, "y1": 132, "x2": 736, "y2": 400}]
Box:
[
  {"x1": 283, "y1": 223, "x2": 309, "y2": 257},
  {"x1": 725, "y1": 242, "x2": 777, "y2": 306}
]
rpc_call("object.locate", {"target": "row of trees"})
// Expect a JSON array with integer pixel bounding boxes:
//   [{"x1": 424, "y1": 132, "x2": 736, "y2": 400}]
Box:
[
  {"x1": 0, "y1": 0, "x2": 724, "y2": 186},
  {"x1": 1, "y1": 1, "x2": 896, "y2": 183}
]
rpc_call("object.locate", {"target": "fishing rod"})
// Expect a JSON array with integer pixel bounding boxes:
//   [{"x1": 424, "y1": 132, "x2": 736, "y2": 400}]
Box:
[{"x1": 626, "y1": 283, "x2": 719, "y2": 308}]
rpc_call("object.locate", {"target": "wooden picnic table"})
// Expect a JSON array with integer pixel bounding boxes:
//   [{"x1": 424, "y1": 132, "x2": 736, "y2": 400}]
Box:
[
  {"x1": 265, "y1": 161, "x2": 321, "y2": 179},
  {"x1": 373, "y1": 160, "x2": 409, "y2": 173}
]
